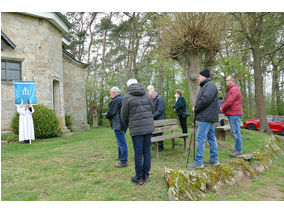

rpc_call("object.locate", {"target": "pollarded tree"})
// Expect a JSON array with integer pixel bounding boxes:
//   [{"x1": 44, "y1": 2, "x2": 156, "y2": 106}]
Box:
[{"x1": 159, "y1": 12, "x2": 227, "y2": 105}]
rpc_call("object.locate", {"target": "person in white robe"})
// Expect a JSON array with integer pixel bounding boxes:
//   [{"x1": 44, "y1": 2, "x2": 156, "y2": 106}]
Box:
[{"x1": 17, "y1": 103, "x2": 35, "y2": 144}]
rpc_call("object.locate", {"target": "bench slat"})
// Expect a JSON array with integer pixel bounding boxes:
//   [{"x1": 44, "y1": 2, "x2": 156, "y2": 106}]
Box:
[
  {"x1": 151, "y1": 133, "x2": 188, "y2": 143},
  {"x1": 215, "y1": 124, "x2": 231, "y2": 131},
  {"x1": 152, "y1": 124, "x2": 179, "y2": 134},
  {"x1": 154, "y1": 119, "x2": 177, "y2": 127}
]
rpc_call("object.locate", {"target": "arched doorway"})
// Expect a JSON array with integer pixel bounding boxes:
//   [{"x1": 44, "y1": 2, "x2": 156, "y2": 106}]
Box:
[{"x1": 53, "y1": 79, "x2": 60, "y2": 114}]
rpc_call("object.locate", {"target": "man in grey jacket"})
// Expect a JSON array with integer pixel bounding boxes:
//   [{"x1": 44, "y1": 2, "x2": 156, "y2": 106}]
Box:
[
  {"x1": 147, "y1": 85, "x2": 166, "y2": 152},
  {"x1": 105, "y1": 86, "x2": 128, "y2": 168},
  {"x1": 121, "y1": 79, "x2": 155, "y2": 185},
  {"x1": 187, "y1": 68, "x2": 219, "y2": 169}
]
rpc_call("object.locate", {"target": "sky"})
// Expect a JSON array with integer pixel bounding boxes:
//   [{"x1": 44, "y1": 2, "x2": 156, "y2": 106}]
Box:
[{"x1": 1, "y1": 0, "x2": 284, "y2": 12}]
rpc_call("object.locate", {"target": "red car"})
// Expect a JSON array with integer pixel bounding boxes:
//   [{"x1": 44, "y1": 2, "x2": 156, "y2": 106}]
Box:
[{"x1": 243, "y1": 115, "x2": 284, "y2": 135}]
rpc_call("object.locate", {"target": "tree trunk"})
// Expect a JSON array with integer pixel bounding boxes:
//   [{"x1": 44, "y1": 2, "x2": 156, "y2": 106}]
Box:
[
  {"x1": 247, "y1": 49, "x2": 253, "y2": 118},
  {"x1": 157, "y1": 61, "x2": 163, "y2": 95},
  {"x1": 252, "y1": 46, "x2": 271, "y2": 133},
  {"x1": 176, "y1": 52, "x2": 201, "y2": 106},
  {"x1": 98, "y1": 13, "x2": 112, "y2": 126}
]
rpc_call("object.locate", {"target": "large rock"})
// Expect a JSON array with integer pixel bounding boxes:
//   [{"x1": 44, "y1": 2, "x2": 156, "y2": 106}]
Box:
[{"x1": 164, "y1": 135, "x2": 283, "y2": 201}]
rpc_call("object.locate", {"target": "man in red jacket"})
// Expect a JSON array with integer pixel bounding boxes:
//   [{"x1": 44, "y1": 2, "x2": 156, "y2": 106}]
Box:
[{"x1": 220, "y1": 75, "x2": 244, "y2": 157}]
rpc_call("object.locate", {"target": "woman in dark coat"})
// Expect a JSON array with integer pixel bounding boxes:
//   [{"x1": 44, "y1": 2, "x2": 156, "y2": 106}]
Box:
[{"x1": 174, "y1": 89, "x2": 188, "y2": 133}]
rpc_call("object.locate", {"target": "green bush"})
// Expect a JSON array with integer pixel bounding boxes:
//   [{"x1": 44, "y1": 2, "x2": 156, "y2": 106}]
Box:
[
  {"x1": 7, "y1": 135, "x2": 18, "y2": 142},
  {"x1": 11, "y1": 104, "x2": 62, "y2": 139},
  {"x1": 65, "y1": 113, "x2": 73, "y2": 131}
]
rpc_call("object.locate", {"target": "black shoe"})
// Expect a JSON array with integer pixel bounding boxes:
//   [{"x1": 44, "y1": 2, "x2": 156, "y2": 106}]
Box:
[
  {"x1": 131, "y1": 176, "x2": 144, "y2": 185},
  {"x1": 143, "y1": 175, "x2": 150, "y2": 183}
]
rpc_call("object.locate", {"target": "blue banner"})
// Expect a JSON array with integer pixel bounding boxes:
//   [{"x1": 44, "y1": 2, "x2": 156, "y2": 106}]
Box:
[{"x1": 14, "y1": 81, "x2": 37, "y2": 104}]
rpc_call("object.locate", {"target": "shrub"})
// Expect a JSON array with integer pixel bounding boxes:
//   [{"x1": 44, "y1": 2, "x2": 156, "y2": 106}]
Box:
[
  {"x1": 65, "y1": 113, "x2": 73, "y2": 131},
  {"x1": 11, "y1": 104, "x2": 62, "y2": 139},
  {"x1": 7, "y1": 135, "x2": 18, "y2": 142}
]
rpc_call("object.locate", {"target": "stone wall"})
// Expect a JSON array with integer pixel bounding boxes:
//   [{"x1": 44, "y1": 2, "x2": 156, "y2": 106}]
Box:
[
  {"x1": 1, "y1": 13, "x2": 66, "y2": 130},
  {"x1": 63, "y1": 55, "x2": 89, "y2": 131}
]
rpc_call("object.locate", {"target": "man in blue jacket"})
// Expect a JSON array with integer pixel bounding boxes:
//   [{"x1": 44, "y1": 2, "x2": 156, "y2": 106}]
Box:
[
  {"x1": 105, "y1": 86, "x2": 128, "y2": 168},
  {"x1": 147, "y1": 85, "x2": 166, "y2": 152},
  {"x1": 187, "y1": 68, "x2": 219, "y2": 169}
]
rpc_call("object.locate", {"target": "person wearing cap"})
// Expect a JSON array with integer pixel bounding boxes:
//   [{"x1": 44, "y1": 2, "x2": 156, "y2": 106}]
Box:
[
  {"x1": 121, "y1": 79, "x2": 155, "y2": 185},
  {"x1": 105, "y1": 86, "x2": 128, "y2": 168},
  {"x1": 187, "y1": 68, "x2": 219, "y2": 169},
  {"x1": 220, "y1": 75, "x2": 244, "y2": 157},
  {"x1": 147, "y1": 85, "x2": 166, "y2": 152}
]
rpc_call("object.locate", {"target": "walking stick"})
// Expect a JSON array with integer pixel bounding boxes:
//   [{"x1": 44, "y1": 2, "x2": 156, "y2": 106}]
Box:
[
  {"x1": 186, "y1": 115, "x2": 196, "y2": 167},
  {"x1": 193, "y1": 115, "x2": 196, "y2": 161},
  {"x1": 186, "y1": 132, "x2": 193, "y2": 167}
]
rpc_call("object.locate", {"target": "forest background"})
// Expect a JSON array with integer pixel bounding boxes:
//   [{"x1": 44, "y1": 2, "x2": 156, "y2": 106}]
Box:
[{"x1": 63, "y1": 12, "x2": 284, "y2": 133}]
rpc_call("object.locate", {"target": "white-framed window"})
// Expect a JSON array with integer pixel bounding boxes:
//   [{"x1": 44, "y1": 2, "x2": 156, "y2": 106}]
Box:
[{"x1": 1, "y1": 60, "x2": 21, "y2": 81}]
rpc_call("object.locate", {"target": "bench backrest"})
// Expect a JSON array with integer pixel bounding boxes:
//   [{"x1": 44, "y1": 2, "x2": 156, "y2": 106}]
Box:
[{"x1": 153, "y1": 119, "x2": 179, "y2": 134}]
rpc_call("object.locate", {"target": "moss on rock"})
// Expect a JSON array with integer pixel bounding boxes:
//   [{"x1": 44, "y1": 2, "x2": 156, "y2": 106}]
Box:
[{"x1": 164, "y1": 135, "x2": 283, "y2": 201}]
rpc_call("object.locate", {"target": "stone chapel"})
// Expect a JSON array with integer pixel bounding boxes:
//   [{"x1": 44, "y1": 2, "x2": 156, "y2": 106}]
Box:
[{"x1": 1, "y1": 12, "x2": 89, "y2": 133}]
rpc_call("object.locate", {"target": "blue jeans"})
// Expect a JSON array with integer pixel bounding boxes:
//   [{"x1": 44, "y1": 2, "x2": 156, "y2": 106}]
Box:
[
  {"x1": 114, "y1": 130, "x2": 128, "y2": 164},
  {"x1": 228, "y1": 115, "x2": 243, "y2": 153},
  {"x1": 131, "y1": 134, "x2": 151, "y2": 178},
  {"x1": 194, "y1": 121, "x2": 218, "y2": 164}
]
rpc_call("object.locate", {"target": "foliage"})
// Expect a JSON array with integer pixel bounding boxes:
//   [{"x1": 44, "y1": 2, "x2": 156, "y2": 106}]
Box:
[
  {"x1": 11, "y1": 104, "x2": 61, "y2": 139},
  {"x1": 1, "y1": 134, "x2": 18, "y2": 142},
  {"x1": 158, "y1": 13, "x2": 228, "y2": 59},
  {"x1": 65, "y1": 113, "x2": 73, "y2": 131},
  {"x1": 62, "y1": 12, "x2": 283, "y2": 127}
]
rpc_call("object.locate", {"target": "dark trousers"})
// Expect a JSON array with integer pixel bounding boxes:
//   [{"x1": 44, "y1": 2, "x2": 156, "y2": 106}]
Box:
[
  {"x1": 131, "y1": 133, "x2": 151, "y2": 179},
  {"x1": 178, "y1": 115, "x2": 188, "y2": 133},
  {"x1": 24, "y1": 140, "x2": 30, "y2": 144},
  {"x1": 220, "y1": 119, "x2": 225, "y2": 126},
  {"x1": 114, "y1": 130, "x2": 128, "y2": 164}
]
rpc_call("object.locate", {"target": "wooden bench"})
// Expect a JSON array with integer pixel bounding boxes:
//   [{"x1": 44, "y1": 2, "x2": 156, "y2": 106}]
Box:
[
  {"x1": 215, "y1": 115, "x2": 232, "y2": 141},
  {"x1": 151, "y1": 119, "x2": 188, "y2": 159}
]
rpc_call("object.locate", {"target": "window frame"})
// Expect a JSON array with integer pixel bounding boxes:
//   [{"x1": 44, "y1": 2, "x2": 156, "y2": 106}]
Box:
[{"x1": 1, "y1": 60, "x2": 22, "y2": 81}]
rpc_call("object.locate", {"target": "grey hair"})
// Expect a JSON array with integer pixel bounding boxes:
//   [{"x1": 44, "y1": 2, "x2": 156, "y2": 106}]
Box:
[
  {"x1": 228, "y1": 75, "x2": 236, "y2": 82},
  {"x1": 127, "y1": 78, "x2": 138, "y2": 87},
  {"x1": 110, "y1": 86, "x2": 120, "y2": 94}
]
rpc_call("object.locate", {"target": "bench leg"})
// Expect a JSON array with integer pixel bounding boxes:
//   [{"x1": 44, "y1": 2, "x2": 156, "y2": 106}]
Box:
[
  {"x1": 172, "y1": 139, "x2": 175, "y2": 149},
  {"x1": 155, "y1": 143, "x2": 159, "y2": 160}
]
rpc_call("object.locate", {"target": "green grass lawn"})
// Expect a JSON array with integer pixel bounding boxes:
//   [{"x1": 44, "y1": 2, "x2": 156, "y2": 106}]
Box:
[{"x1": 1, "y1": 126, "x2": 283, "y2": 201}]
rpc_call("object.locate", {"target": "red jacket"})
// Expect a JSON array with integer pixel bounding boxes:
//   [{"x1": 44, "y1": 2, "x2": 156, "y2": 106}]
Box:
[{"x1": 221, "y1": 84, "x2": 243, "y2": 116}]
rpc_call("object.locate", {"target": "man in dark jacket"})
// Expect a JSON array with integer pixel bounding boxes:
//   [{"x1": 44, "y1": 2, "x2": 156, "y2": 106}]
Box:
[
  {"x1": 105, "y1": 86, "x2": 128, "y2": 168},
  {"x1": 121, "y1": 79, "x2": 155, "y2": 185},
  {"x1": 187, "y1": 68, "x2": 219, "y2": 169},
  {"x1": 147, "y1": 85, "x2": 166, "y2": 152}
]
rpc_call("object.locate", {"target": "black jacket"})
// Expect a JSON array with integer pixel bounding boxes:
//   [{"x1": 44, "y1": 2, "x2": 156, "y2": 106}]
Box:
[
  {"x1": 153, "y1": 94, "x2": 166, "y2": 120},
  {"x1": 105, "y1": 94, "x2": 127, "y2": 131},
  {"x1": 194, "y1": 78, "x2": 219, "y2": 122},
  {"x1": 121, "y1": 83, "x2": 155, "y2": 136},
  {"x1": 174, "y1": 95, "x2": 186, "y2": 116}
]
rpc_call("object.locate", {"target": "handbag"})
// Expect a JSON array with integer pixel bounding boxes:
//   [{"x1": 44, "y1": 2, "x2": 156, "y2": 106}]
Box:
[{"x1": 181, "y1": 107, "x2": 190, "y2": 118}]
